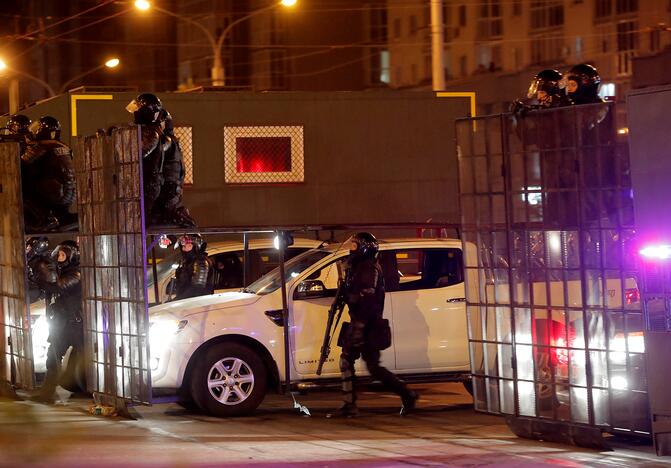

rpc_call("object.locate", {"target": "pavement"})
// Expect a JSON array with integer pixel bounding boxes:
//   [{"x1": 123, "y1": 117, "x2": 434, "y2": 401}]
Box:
[{"x1": 0, "y1": 383, "x2": 669, "y2": 467}]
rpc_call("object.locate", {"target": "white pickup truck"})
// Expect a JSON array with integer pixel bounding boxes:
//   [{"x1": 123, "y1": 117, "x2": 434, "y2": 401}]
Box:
[{"x1": 149, "y1": 238, "x2": 472, "y2": 416}]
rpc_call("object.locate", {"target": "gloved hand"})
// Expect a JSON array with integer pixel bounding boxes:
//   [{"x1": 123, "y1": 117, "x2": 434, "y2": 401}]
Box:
[{"x1": 509, "y1": 99, "x2": 529, "y2": 118}]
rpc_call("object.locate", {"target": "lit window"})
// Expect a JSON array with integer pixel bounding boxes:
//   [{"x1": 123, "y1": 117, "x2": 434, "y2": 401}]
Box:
[
  {"x1": 599, "y1": 82, "x2": 616, "y2": 98},
  {"x1": 224, "y1": 126, "x2": 304, "y2": 184}
]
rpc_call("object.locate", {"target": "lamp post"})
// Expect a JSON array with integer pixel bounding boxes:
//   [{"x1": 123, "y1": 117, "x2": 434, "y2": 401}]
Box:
[
  {"x1": 58, "y1": 57, "x2": 121, "y2": 94},
  {"x1": 0, "y1": 58, "x2": 56, "y2": 114},
  {"x1": 136, "y1": 0, "x2": 297, "y2": 86},
  {"x1": 430, "y1": 0, "x2": 446, "y2": 91}
]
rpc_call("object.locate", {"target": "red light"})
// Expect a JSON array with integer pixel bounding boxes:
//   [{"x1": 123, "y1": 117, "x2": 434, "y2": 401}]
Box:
[
  {"x1": 625, "y1": 288, "x2": 640, "y2": 304},
  {"x1": 236, "y1": 137, "x2": 291, "y2": 173},
  {"x1": 554, "y1": 336, "x2": 569, "y2": 366}
]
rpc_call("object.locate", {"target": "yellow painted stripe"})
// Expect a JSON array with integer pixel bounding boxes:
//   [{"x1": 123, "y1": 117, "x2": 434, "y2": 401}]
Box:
[
  {"x1": 70, "y1": 94, "x2": 114, "y2": 137},
  {"x1": 436, "y1": 91, "x2": 477, "y2": 118}
]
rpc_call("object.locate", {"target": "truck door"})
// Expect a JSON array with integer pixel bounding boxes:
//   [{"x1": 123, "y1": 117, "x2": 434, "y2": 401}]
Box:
[
  {"x1": 291, "y1": 254, "x2": 395, "y2": 377},
  {"x1": 389, "y1": 248, "x2": 469, "y2": 371}
]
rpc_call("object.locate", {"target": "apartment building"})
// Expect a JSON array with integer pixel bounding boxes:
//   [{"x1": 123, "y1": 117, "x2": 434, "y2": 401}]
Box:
[
  {"x1": 175, "y1": 0, "x2": 387, "y2": 91},
  {"x1": 387, "y1": 0, "x2": 671, "y2": 113}
]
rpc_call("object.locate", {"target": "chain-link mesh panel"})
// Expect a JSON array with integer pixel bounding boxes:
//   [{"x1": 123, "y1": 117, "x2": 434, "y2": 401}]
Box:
[
  {"x1": 459, "y1": 103, "x2": 648, "y2": 436},
  {"x1": 74, "y1": 126, "x2": 151, "y2": 405},
  {"x1": 224, "y1": 125, "x2": 304, "y2": 184},
  {"x1": 174, "y1": 126, "x2": 193, "y2": 185},
  {"x1": 0, "y1": 142, "x2": 32, "y2": 392}
]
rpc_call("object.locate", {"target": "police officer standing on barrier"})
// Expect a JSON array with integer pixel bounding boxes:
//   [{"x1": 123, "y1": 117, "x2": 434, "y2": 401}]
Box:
[
  {"x1": 566, "y1": 63, "x2": 604, "y2": 105},
  {"x1": 173, "y1": 234, "x2": 213, "y2": 301},
  {"x1": 32, "y1": 240, "x2": 83, "y2": 403},
  {"x1": 327, "y1": 232, "x2": 418, "y2": 418},
  {"x1": 126, "y1": 93, "x2": 196, "y2": 227},
  {"x1": 510, "y1": 69, "x2": 569, "y2": 116},
  {"x1": 21, "y1": 116, "x2": 77, "y2": 233},
  {"x1": 4, "y1": 114, "x2": 33, "y2": 152}
]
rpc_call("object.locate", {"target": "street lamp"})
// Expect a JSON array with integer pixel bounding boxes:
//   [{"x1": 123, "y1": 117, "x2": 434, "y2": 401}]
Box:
[
  {"x1": 0, "y1": 58, "x2": 56, "y2": 113},
  {"x1": 137, "y1": 0, "x2": 297, "y2": 86},
  {"x1": 58, "y1": 57, "x2": 121, "y2": 94}
]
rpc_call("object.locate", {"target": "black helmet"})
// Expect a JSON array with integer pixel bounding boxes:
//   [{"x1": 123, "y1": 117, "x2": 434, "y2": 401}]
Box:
[
  {"x1": 567, "y1": 63, "x2": 601, "y2": 104},
  {"x1": 51, "y1": 240, "x2": 79, "y2": 266},
  {"x1": 7, "y1": 114, "x2": 32, "y2": 135},
  {"x1": 30, "y1": 116, "x2": 61, "y2": 141},
  {"x1": 177, "y1": 233, "x2": 204, "y2": 252},
  {"x1": 26, "y1": 236, "x2": 49, "y2": 259},
  {"x1": 350, "y1": 232, "x2": 379, "y2": 261},
  {"x1": 527, "y1": 69, "x2": 564, "y2": 105},
  {"x1": 126, "y1": 93, "x2": 163, "y2": 125}
]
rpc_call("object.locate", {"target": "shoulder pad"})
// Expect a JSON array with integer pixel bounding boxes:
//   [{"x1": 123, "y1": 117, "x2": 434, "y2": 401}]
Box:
[{"x1": 141, "y1": 128, "x2": 160, "y2": 155}]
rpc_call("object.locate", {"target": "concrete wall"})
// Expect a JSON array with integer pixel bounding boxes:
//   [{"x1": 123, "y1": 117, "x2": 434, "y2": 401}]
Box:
[{"x1": 8, "y1": 91, "x2": 470, "y2": 228}]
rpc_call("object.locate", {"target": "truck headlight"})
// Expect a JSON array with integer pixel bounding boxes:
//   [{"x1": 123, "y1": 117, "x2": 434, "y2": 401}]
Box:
[
  {"x1": 31, "y1": 315, "x2": 50, "y2": 359},
  {"x1": 149, "y1": 319, "x2": 187, "y2": 368}
]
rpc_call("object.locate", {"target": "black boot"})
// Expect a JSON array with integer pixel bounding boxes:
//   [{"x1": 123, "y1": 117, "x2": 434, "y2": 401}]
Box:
[
  {"x1": 400, "y1": 390, "x2": 419, "y2": 416},
  {"x1": 169, "y1": 206, "x2": 197, "y2": 228},
  {"x1": 326, "y1": 402, "x2": 359, "y2": 419}
]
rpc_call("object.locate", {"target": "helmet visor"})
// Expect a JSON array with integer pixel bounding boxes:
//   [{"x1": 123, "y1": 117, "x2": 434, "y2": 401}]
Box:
[
  {"x1": 125, "y1": 99, "x2": 141, "y2": 114},
  {"x1": 527, "y1": 79, "x2": 540, "y2": 99},
  {"x1": 28, "y1": 120, "x2": 41, "y2": 135}
]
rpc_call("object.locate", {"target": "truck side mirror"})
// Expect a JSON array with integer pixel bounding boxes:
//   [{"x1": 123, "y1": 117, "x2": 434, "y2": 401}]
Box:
[{"x1": 294, "y1": 279, "x2": 327, "y2": 300}]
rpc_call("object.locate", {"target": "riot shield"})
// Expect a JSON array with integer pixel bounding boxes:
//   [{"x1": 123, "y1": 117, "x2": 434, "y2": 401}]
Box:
[
  {"x1": 458, "y1": 103, "x2": 648, "y2": 441},
  {"x1": 74, "y1": 127, "x2": 151, "y2": 407},
  {"x1": 0, "y1": 142, "x2": 33, "y2": 395}
]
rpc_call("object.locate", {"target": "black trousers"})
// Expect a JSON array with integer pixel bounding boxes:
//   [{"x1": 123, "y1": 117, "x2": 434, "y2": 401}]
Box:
[
  {"x1": 339, "y1": 346, "x2": 412, "y2": 405},
  {"x1": 40, "y1": 320, "x2": 83, "y2": 398}
]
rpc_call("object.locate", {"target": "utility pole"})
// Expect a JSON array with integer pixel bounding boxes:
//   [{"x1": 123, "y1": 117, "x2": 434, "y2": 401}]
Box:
[
  {"x1": 430, "y1": 0, "x2": 446, "y2": 91},
  {"x1": 8, "y1": 79, "x2": 19, "y2": 114}
]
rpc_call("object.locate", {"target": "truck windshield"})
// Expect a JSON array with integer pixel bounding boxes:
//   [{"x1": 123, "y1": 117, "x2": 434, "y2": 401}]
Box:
[{"x1": 246, "y1": 249, "x2": 333, "y2": 296}]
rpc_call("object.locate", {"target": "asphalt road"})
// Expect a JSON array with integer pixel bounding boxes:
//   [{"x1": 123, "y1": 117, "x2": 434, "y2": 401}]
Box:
[{"x1": 0, "y1": 383, "x2": 668, "y2": 467}]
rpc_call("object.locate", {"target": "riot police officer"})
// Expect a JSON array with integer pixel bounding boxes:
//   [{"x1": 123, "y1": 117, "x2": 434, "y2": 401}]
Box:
[
  {"x1": 528, "y1": 69, "x2": 569, "y2": 109},
  {"x1": 173, "y1": 234, "x2": 213, "y2": 300},
  {"x1": 126, "y1": 93, "x2": 196, "y2": 227},
  {"x1": 26, "y1": 236, "x2": 50, "y2": 304},
  {"x1": 4, "y1": 114, "x2": 32, "y2": 152},
  {"x1": 33, "y1": 240, "x2": 83, "y2": 403},
  {"x1": 566, "y1": 63, "x2": 604, "y2": 105},
  {"x1": 6, "y1": 114, "x2": 32, "y2": 135},
  {"x1": 510, "y1": 69, "x2": 569, "y2": 116},
  {"x1": 327, "y1": 232, "x2": 418, "y2": 418},
  {"x1": 22, "y1": 116, "x2": 77, "y2": 232}
]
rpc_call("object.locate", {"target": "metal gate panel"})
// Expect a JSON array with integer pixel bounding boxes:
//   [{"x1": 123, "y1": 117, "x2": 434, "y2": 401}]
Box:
[
  {"x1": 458, "y1": 103, "x2": 649, "y2": 436},
  {"x1": 74, "y1": 127, "x2": 151, "y2": 405},
  {"x1": 0, "y1": 142, "x2": 32, "y2": 392}
]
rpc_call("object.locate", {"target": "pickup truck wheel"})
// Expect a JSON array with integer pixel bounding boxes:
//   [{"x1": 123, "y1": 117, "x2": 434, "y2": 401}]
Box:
[{"x1": 190, "y1": 342, "x2": 267, "y2": 417}]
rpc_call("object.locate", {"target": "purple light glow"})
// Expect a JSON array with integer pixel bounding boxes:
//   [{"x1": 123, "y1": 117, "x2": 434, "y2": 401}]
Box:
[{"x1": 639, "y1": 244, "x2": 671, "y2": 260}]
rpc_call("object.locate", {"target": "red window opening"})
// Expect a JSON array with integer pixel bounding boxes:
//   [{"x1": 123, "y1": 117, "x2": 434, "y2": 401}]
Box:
[
  {"x1": 236, "y1": 137, "x2": 291, "y2": 173},
  {"x1": 625, "y1": 288, "x2": 640, "y2": 304}
]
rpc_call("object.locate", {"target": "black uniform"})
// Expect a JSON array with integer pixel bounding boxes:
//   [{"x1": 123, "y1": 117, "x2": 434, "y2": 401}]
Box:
[
  {"x1": 329, "y1": 233, "x2": 417, "y2": 418},
  {"x1": 128, "y1": 94, "x2": 195, "y2": 227},
  {"x1": 21, "y1": 139, "x2": 77, "y2": 232},
  {"x1": 34, "y1": 243, "x2": 83, "y2": 402},
  {"x1": 174, "y1": 239, "x2": 213, "y2": 300},
  {"x1": 141, "y1": 123, "x2": 179, "y2": 224}
]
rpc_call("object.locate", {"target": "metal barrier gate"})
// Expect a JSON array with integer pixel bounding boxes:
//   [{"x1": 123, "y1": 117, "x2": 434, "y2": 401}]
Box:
[
  {"x1": 0, "y1": 142, "x2": 33, "y2": 396},
  {"x1": 74, "y1": 127, "x2": 151, "y2": 409},
  {"x1": 458, "y1": 103, "x2": 650, "y2": 443}
]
